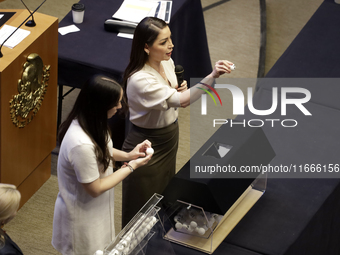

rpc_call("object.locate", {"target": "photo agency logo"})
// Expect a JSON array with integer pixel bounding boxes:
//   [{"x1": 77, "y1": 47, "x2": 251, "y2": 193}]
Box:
[{"x1": 198, "y1": 82, "x2": 312, "y2": 128}]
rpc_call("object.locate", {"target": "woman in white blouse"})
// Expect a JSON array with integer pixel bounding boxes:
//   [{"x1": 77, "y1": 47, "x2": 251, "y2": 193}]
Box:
[
  {"x1": 121, "y1": 17, "x2": 233, "y2": 226},
  {"x1": 52, "y1": 75, "x2": 152, "y2": 255}
]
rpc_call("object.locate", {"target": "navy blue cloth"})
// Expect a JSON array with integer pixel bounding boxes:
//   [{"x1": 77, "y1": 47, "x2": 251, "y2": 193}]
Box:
[
  {"x1": 0, "y1": 12, "x2": 15, "y2": 28},
  {"x1": 223, "y1": 88, "x2": 340, "y2": 254},
  {"x1": 0, "y1": 230, "x2": 23, "y2": 255},
  {"x1": 171, "y1": 242, "x2": 263, "y2": 255}
]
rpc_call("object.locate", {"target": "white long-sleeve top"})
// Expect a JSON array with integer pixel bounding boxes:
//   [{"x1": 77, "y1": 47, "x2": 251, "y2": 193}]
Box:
[{"x1": 126, "y1": 59, "x2": 181, "y2": 129}]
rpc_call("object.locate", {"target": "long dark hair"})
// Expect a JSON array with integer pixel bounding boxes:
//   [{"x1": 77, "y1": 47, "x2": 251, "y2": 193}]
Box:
[
  {"x1": 59, "y1": 74, "x2": 122, "y2": 172},
  {"x1": 122, "y1": 17, "x2": 168, "y2": 110}
]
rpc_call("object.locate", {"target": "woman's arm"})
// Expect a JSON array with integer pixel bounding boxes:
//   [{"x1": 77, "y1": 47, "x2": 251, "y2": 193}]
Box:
[
  {"x1": 82, "y1": 154, "x2": 152, "y2": 197},
  {"x1": 112, "y1": 140, "x2": 151, "y2": 161},
  {"x1": 179, "y1": 60, "x2": 233, "y2": 108}
]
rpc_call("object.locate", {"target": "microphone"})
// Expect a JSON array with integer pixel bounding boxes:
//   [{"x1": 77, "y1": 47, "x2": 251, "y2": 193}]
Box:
[
  {"x1": 0, "y1": 0, "x2": 47, "y2": 58},
  {"x1": 175, "y1": 65, "x2": 184, "y2": 87},
  {"x1": 20, "y1": 0, "x2": 37, "y2": 27}
]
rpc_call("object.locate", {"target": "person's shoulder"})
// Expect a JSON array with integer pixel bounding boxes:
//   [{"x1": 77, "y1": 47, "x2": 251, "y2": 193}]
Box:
[
  {"x1": 67, "y1": 119, "x2": 84, "y2": 135},
  {"x1": 128, "y1": 65, "x2": 157, "y2": 85},
  {"x1": 162, "y1": 58, "x2": 175, "y2": 68},
  {"x1": 131, "y1": 64, "x2": 155, "y2": 77},
  {"x1": 63, "y1": 120, "x2": 93, "y2": 146}
]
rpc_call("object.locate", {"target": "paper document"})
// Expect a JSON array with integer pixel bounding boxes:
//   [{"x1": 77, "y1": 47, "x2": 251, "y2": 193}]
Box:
[
  {"x1": 113, "y1": 0, "x2": 172, "y2": 24},
  {"x1": 118, "y1": 33, "x2": 134, "y2": 39},
  {"x1": 154, "y1": 1, "x2": 172, "y2": 23},
  {"x1": 113, "y1": 0, "x2": 159, "y2": 23},
  {"x1": 0, "y1": 25, "x2": 31, "y2": 49},
  {"x1": 58, "y1": 25, "x2": 80, "y2": 35}
]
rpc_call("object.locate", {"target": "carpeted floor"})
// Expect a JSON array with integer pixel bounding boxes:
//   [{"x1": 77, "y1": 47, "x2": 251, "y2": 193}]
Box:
[{"x1": 0, "y1": 0, "x2": 323, "y2": 254}]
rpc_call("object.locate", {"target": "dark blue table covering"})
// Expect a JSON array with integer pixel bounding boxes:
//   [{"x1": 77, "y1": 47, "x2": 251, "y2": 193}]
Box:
[
  {"x1": 170, "y1": 242, "x2": 263, "y2": 255},
  {"x1": 0, "y1": 12, "x2": 15, "y2": 27},
  {"x1": 227, "y1": 88, "x2": 340, "y2": 254}
]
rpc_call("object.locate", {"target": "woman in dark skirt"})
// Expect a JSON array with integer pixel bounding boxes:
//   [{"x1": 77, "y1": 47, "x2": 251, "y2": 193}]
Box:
[{"x1": 122, "y1": 17, "x2": 233, "y2": 226}]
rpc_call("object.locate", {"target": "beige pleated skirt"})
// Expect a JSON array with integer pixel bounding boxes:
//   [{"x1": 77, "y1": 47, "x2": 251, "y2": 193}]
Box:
[{"x1": 121, "y1": 121, "x2": 179, "y2": 227}]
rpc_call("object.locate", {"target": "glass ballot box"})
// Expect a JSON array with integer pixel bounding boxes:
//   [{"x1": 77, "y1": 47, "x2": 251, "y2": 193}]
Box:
[
  {"x1": 162, "y1": 173, "x2": 267, "y2": 254},
  {"x1": 99, "y1": 194, "x2": 175, "y2": 255},
  {"x1": 160, "y1": 126, "x2": 274, "y2": 254}
]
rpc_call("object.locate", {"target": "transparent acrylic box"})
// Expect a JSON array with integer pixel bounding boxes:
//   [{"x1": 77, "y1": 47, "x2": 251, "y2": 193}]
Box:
[
  {"x1": 102, "y1": 193, "x2": 175, "y2": 255},
  {"x1": 163, "y1": 172, "x2": 267, "y2": 254}
]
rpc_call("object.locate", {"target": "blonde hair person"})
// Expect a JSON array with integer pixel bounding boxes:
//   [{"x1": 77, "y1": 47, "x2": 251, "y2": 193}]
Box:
[{"x1": 0, "y1": 183, "x2": 23, "y2": 254}]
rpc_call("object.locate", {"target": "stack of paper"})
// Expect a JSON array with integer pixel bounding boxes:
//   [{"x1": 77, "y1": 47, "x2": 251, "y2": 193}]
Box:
[
  {"x1": 113, "y1": 0, "x2": 172, "y2": 24},
  {"x1": 0, "y1": 24, "x2": 31, "y2": 49}
]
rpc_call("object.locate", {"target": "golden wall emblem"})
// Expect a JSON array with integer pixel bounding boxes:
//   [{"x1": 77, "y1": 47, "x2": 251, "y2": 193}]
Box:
[{"x1": 9, "y1": 53, "x2": 50, "y2": 128}]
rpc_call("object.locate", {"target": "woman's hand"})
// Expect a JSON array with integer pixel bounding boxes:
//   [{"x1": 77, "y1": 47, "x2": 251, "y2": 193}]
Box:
[
  {"x1": 176, "y1": 80, "x2": 188, "y2": 92},
  {"x1": 124, "y1": 153, "x2": 153, "y2": 170},
  {"x1": 211, "y1": 60, "x2": 234, "y2": 78},
  {"x1": 128, "y1": 139, "x2": 152, "y2": 160}
]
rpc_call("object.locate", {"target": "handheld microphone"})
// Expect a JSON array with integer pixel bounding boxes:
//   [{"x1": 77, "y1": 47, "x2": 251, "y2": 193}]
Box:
[
  {"x1": 0, "y1": 0, "x2": 47, "y2": 58},
  {"x1": 175, "y1": 65, "x2": 184, "y2": 87}
]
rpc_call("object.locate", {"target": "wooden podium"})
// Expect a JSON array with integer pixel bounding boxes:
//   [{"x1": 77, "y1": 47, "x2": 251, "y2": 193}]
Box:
[{"x1": 0, "y1": 10, "x2": 58, "y2": 207}]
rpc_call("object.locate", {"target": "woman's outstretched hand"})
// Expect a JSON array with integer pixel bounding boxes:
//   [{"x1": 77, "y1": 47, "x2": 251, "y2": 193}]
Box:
[{"x1": 211, "y1": 60, "x2": 234, "y2": 78}]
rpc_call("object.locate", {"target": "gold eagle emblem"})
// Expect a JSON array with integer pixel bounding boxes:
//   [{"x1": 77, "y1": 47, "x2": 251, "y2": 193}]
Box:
[{"x1": 9, "y1": 53, "x2": 50, "y2": 128}]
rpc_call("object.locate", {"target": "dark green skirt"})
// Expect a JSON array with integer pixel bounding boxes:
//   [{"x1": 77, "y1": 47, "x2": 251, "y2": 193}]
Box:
[{"x1": 121, "y1": 121, "x2": 179, "y2": 227}]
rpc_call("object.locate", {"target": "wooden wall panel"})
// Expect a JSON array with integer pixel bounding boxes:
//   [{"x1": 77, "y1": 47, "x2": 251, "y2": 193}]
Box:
[{"x1": 0, "y1": 10, "x2": 58, "y2": 203}]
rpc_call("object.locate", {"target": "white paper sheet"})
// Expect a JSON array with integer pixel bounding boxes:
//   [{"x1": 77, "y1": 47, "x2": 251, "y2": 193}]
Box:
[
  {"x1": 118, "y1": 33, "x2": 134, "y2": 39},
  {"x1": 0, "y1": 24, "x2": 31, "y2": 49},
  {"x1": 112, "y1": 0, "x2": 159, "y2": 23},
  {"x1": 58, "y1": 25, "x2": 80, "y2": 35}
]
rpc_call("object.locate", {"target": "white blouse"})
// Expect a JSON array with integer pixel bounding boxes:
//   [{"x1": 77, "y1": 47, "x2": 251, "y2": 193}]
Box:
[
  {"x1": 127, "y1": 59, "x2": 181, "y2": 129},
  {"x1": 52, "y1": 119, "x2": 115, "y2": 255}
]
